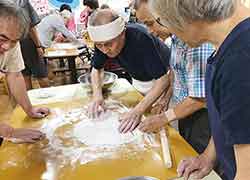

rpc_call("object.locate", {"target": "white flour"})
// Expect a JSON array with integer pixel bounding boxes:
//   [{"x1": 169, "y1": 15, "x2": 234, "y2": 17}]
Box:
[{"x1": 73, "y1": 110, "x2": 141, "y2": 146}]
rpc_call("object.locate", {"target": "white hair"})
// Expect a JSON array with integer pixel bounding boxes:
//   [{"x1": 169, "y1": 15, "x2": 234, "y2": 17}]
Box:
[{"x1": 149, "y1": 0, "x2": 238, "y2": 31}]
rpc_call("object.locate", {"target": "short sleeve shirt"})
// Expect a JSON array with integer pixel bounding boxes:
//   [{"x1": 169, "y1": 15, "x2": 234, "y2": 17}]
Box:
[
  {"x1": 170, "y1": 36, "x2": 214, "y2": 104},
  {"x1": 206, "y1": 18, "x2": 250, "y2": 180},
  {"x1": 0, "y1": 43, "x2": 25, "y2": 73},
  {"x1": 17, "y1": 0, "x2": 41, "y2": 27},
  {"x1": 91, "y1": 23, "x2": 170, "y2": 81}
]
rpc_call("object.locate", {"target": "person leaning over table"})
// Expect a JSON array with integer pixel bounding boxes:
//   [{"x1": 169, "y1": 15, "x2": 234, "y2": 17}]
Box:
[
  {"x1": 86, "y1": 9, "x2": 171, "y2": 133},
  {"x1": 18, "y1": 0, "x2": 50, "y2": 90},
  {"x1": 36, "y1": 8, "x2": 77, "y2": 48},
  {"x1": 54, "y1": 4, "x2": 77, "y2": 43},
  {"x1": 135, "y1": 0, "x2": 215, "y2": 154},
  {"x1": 148, "y1": 0, "x2": 250, "y2": 179},
  {"x1": 0, "y1": 0, "x2": 48, "y2": 144}
]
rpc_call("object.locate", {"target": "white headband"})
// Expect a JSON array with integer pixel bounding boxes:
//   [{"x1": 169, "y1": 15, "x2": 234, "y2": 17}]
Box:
[{"x1": 87, "y1": 17, "x2": 125, "y2": 42}]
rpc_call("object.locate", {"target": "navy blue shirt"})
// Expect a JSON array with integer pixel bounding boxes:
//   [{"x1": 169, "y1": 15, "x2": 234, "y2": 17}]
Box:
[
  {"x1": 91, "y1": 23, "x2": 170, "y2": 81},
  {"x1": 206, "y1": 18, "x2": 250, "y2": 180}
]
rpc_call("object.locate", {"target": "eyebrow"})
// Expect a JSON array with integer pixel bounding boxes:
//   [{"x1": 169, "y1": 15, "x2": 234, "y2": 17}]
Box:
[{"x1": 0, "y1": 34, "x2": 20, "y2": 41}]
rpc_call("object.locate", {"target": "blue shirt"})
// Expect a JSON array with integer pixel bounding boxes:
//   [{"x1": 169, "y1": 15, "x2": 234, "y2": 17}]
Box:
[
  {"x1": 206, "y1": 18, "x2": 250, "y2": 180},
  {"x1": 170, "y1": 36, "x2": 214, "y2": 104},
  {"x1": 91, "y1": 23, "x2": 171, "y2": 81}
]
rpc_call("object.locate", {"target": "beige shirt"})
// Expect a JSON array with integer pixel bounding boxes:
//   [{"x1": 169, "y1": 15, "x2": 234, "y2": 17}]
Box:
[{"x1": 0, "y1": 43, "x2": 25, "y2": 73}]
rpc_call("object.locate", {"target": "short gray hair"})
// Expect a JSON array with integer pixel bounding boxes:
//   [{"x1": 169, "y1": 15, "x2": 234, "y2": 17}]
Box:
[
  {"x1": 88, "y1": 9, "x2": 120, "y2": 26},
  {"x1": 149, "y1": 0, "x2": 237, "y2": 31},
  {"x1": 0, "y1": 0, "x2": 31, "y2": 39}
]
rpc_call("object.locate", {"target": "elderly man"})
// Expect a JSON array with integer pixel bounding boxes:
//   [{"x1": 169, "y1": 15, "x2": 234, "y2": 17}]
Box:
[
  {"x1": 0, "y1": 0, "x2": 48, "y2": 143},
  {"x1": 87, "y1": 9, "x2": 171, "y2": 133},
  {"x1": 135, "y1": 0, "x2": 214, "y2": 154},
  {"x1": 149, "y1": 0, "x2": 250, "y2": 179}
]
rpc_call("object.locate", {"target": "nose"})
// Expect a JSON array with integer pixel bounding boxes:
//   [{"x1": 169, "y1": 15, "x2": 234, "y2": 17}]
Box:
[{"x1": 1, "y1": 42, "x2": 13, "y2": 51}]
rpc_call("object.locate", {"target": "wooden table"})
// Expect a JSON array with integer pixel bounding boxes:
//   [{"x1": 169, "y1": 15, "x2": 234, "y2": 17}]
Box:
[
  {"x1": 44, "y1": 43, "x2": 92, "y2": 83},
  {"x1": 0, "y1": 79, "x2": 221, "y2": 180}
]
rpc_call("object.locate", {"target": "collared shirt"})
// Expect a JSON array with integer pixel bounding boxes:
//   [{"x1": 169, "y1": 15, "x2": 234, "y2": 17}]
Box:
[
  {"x1": 0, "y1": 43, "x2": 25, "y2": 73},
  {"x1": 206, "y1": 18, "x2": 250, "y2": 180},
  {"x1": 170, "y1": 36, "x2": 214, "y2": 104}
]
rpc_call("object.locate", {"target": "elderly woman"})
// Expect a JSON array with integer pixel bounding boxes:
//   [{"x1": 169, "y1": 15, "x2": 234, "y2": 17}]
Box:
[{"x1": 149, "y1": 0, "x2": 250, "y2": 179}]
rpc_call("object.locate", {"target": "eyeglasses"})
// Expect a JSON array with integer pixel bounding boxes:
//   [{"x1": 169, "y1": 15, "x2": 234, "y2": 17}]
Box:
[{"x1": 0, "y1": 34, "x2": 19, "y2": 48}]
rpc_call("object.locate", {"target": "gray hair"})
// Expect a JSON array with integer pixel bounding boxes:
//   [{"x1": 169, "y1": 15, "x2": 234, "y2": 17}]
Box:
[
  {"x1": 149, "y1": 0, "x2": 237, "y2": 31},
  {"x1": 0, "y1": 0, "x2": 31, "y2": 39},
  {"x1": 88, "y1": 9, "x2": 120, "y2": 26}
]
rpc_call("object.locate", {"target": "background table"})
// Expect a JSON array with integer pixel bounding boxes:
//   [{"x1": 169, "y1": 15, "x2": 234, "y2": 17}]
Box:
[
  {"x1": 44, "y1": 42, "x2": 92, "y2": 83},
  {"x1": 0, "y1": 79, "x2": 221, "y2": 180}
]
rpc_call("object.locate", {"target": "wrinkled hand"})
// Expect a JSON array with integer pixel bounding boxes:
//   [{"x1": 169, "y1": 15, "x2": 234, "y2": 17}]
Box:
[
  {"x1": 36, "y1": 47, "x2": 44, "y2": 58},
  {"x1": 9, "y1": 128, "x2": 45, "y2": 143},
  {"x1": 138, "y1": 113, "x2": 167, "y2": 133},
  {"x1": 177, "y1": 153, "x2": 214, "y2": 180},
  {"x1": 0, "y1": 124, "x2": 45, "y2": 143},
  {"x1": 0, "y1": 123, "x2": 14, "y2": 138},
  {"x1": 118, "y1": 110, "x2": 142, "y2": 133},
  {"x1": 28, "y1": 107, "x2": 50, "y2": 119},
  {"x1": 87, "y1": 98, "x2": 105, "y2": 119},
  {"x1": 151, "y1": 102, "x2": 168, "y2": 115}
]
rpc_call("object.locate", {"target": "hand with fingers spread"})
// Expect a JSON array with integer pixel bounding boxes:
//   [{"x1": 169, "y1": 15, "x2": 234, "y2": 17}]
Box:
[
  {"x1": 138, "y1": 113, "x2": 168, "y2": 133},
  {"x1": 118, "y1": 110, "x2": 143, "y2": 133},
  {"x1": 0, "y1": 123, "x2": 45, "y2": 144},
  {"x1": 177, "y1": 153, "x2": 215, "y2": 180},
  {"x1": 28, "y1": 107, "x2": 50, "y2": 119},
  {"x1": 87, "y1": 97, "x2": 105, "y2": 119}
]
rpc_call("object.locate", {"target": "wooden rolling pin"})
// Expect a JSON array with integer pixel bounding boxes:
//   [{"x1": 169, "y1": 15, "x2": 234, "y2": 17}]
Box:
[{"x1": 160, "y1": 128, "x2": 172, "y2": 168}]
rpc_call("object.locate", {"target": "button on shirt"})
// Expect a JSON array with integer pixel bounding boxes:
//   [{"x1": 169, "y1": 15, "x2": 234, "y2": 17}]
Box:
[
  {"x1": 170, "y1": 36, "x2": 214, "y2": 104},
  {"x1": 91, "y1": 23, "x2": 170, "y2": 82},
  {"x1": 206, "y1": 18, "x2": 250, "y2": 180}
]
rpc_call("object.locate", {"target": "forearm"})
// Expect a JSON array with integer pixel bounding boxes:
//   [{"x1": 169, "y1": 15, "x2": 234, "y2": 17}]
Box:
[
  {"x1": 234, "y1": 144, "x2": 250, "y2": 179},
  {"x1": 91, "y1": 68, "x2": 104, "y2": 100},
  {"x1": 203, "y1": 137, "x2": 216, "y2": 162},
  {"x1": 6, "y1": 72, "x2": 33, "y2": 114},
  {"x1": 170, "y1": 96, "x2": 206, "y2": 122},
  {"x1": 29, "y1": 27, "x2": 42, "y2": 47},
  {"x1": 133, "y1": 74, "x2": 170, "y2": 114}
]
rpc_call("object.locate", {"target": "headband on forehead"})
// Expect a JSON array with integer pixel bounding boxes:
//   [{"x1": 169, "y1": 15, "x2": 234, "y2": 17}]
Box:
[{"x1": 87, "y1": 17, "x2": 125, "y2": 42}]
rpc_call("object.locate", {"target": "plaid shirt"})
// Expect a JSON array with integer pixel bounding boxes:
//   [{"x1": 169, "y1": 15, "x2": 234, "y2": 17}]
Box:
[{"x1": 170, "y1": 36, "x2": 215, "y2": 104}]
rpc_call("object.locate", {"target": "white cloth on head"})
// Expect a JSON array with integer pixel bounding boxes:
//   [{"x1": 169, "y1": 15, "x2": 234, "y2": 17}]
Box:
[
  {"x1": 87, "y1": 17, "x2": 125, "y2": 42},
  {"x1": 132, "y1": 78, "x2": 155, "y2": 95}
]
